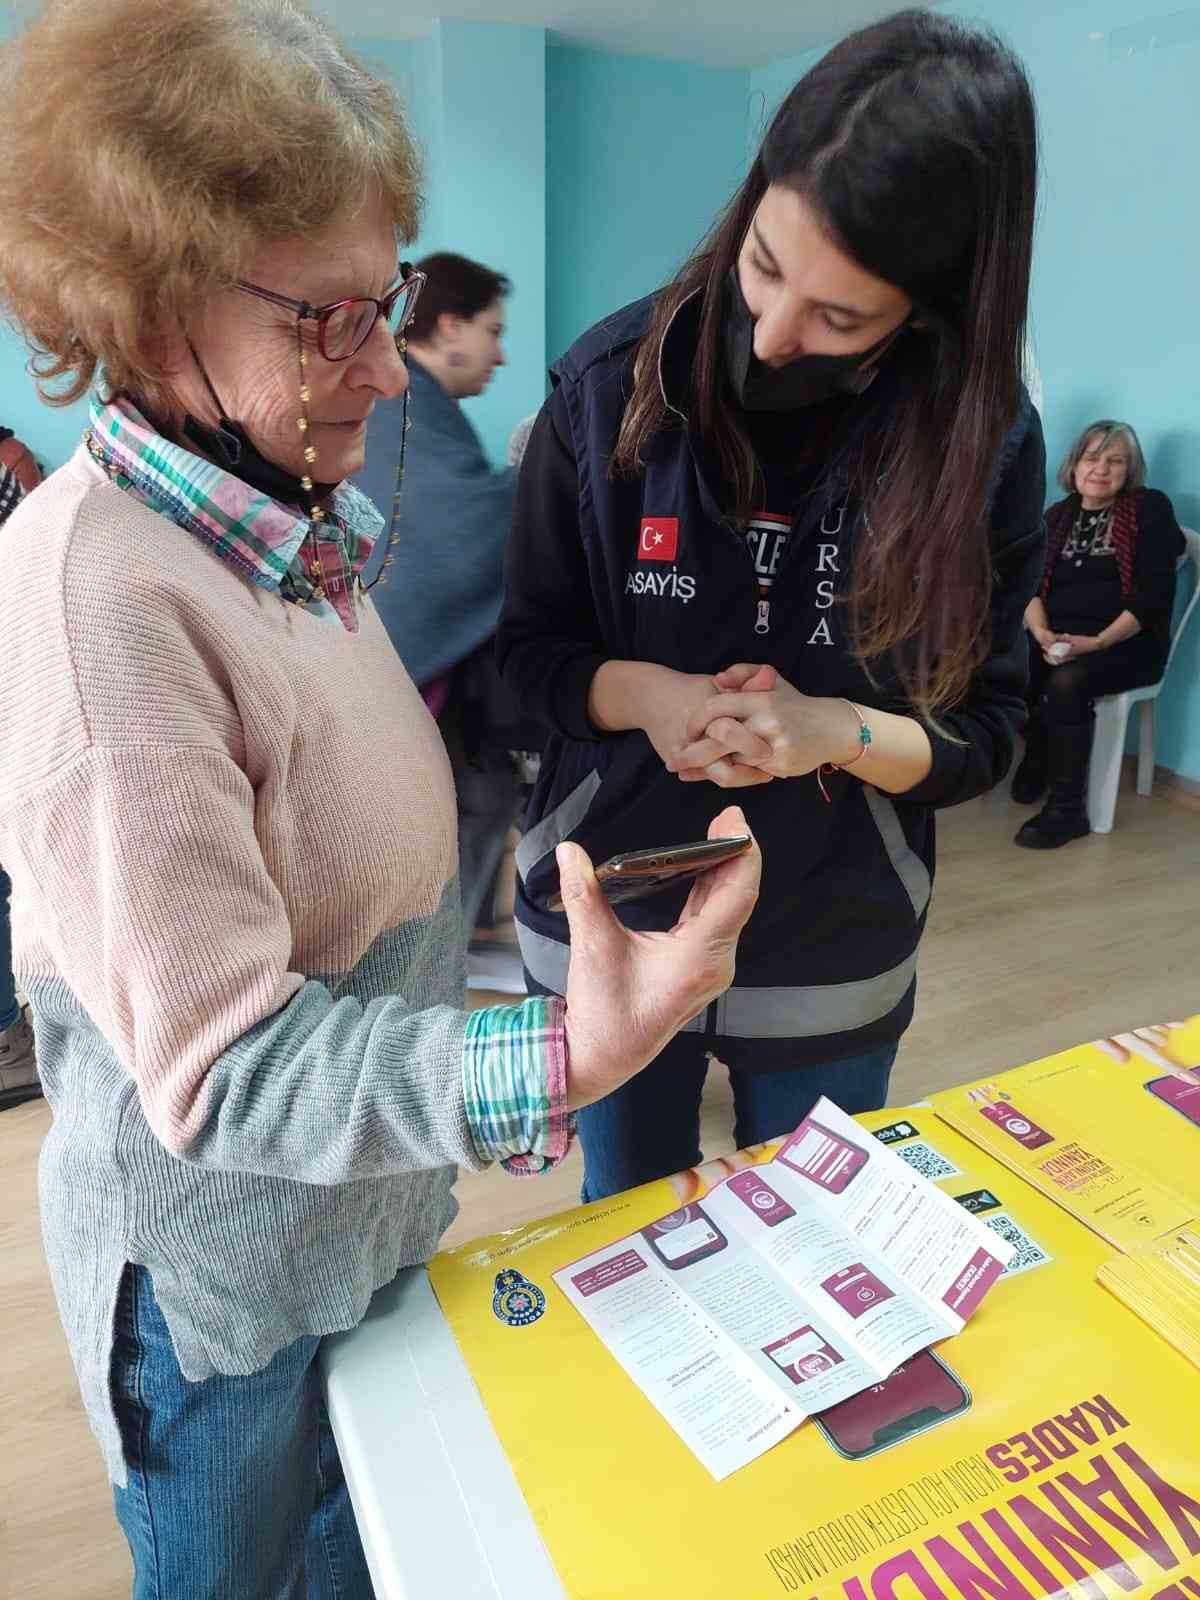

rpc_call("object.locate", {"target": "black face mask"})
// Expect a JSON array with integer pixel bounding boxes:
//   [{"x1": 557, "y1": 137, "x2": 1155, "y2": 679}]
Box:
[
  {"x1": 722, "y1": 268, "x2": 905, "y2": 412},
  {"x1": 182, "y1": 346, "x2": 339, "y2": 505},
  {"x1": 182, "y1": 414, "x2": 338, "y2": 506}
]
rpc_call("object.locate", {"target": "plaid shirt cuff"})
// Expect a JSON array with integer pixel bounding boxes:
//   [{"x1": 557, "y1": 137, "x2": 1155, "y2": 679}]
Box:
[{"x1": 463, "y1": 997, "x2": 574, "y2": 1176}]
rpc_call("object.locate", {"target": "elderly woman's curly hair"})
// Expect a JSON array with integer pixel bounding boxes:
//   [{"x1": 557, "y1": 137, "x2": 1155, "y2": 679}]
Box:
[{"x1": 0, "y1": 0, "x2": 422, "y2": 416}]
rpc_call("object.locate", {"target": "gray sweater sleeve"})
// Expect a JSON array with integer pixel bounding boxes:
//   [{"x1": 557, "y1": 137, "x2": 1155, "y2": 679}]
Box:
[{"x1": 11, "y1": 743, "x2": 565, "y2": 1184}]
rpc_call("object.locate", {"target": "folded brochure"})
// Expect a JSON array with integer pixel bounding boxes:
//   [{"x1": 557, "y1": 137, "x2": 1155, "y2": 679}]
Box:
[
  {"x1": 553, "y1": 1096, "x2": 1014, "y2": 1479},
  {"x1": 931, "y1": 1040, "x2": 1199, "y2": 1250}
]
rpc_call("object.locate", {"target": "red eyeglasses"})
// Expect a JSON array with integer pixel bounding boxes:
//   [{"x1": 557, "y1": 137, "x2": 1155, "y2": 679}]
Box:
[{"x1": 235, "y1": 264, "x2": 426, "y2": 361}]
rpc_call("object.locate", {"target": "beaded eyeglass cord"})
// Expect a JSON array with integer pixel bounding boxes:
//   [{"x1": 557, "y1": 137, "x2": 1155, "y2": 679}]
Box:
[
  {"x1": 237, "y1": 262, "x2": 426, "y2": 606},
  {"x1": 294, "y1": 329, "x2": 413, "y2": 607}
]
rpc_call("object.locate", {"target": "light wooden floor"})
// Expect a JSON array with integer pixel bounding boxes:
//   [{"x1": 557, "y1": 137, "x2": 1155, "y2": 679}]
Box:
[{"x1": 2, "y1": 774, "x2": 1196, "y2": 1597}]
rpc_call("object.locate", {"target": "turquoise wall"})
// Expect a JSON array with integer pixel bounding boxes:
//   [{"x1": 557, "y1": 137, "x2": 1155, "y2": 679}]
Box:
[
  {"x1": 959, "y1": 0, "x2": 1200, "y2": 777},
  {"x1": 355, "y1": 23, "x2": 547, "y2": 467},
  {"x1": 348, "y1": 35, "x2": 436, "y2": 251},
  {"x1": 0, "y1": 323, "x2": 88, "y2": 475},
  {"x1": 414, "y1": 20, "x2": 546, "y2": 465},
  {"x1": 290, "y1": 23, "x2": 548, "y2": 470},
  {"x1": 747, "y1": 47, "x2": 824, "y2": 157},
  {"x1": 354, "y1": 36, "x2": 753, "y2": 457},
  {"x1": 0, "y1": 17, "x2": 91, "y2": 468},
  {"x1": 544, "y1": 45, "x2": 749, "y2": 366}
]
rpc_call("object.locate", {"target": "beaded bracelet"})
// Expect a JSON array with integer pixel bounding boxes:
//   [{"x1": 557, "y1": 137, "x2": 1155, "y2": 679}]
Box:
[{"x1": 816, "y1": 701, "x2": 872, "y2": 804}]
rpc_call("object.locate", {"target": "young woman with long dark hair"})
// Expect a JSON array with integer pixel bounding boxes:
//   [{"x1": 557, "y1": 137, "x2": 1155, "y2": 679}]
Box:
[{"x1": 499, "y1": 9, "x2": 1047, "y2": 1200}]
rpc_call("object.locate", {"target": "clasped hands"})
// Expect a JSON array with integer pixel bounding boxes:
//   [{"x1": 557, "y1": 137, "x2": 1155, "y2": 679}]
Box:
[
  {"x1": 1029, "y1": 624, "x2": 1102, "y2": 665},
  {"x1": 646, "y1": 664, "x2": 862, "y2": 791}
]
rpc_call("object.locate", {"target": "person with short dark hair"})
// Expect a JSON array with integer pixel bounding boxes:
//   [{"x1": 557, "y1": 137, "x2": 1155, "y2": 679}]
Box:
[
  {"x1": 403, "y1": 250, "x2": 511, "y2": 355},
  {"x1": 357, "y1": 252, "x2": 534, "y2": 941},
  {"x1": 1012, "y1": 419, "x2": 1184, "y2": 848}
]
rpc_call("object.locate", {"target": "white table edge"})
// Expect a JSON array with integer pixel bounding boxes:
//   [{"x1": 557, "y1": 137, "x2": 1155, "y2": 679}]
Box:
[{"x1": 321, "y1": 1266, "x2": 567, "y2": 1600}]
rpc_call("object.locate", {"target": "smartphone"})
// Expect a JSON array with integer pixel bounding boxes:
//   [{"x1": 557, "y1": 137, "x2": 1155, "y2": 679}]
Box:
[
  {"x1": 642, "y1": 1206, "x2": 729, "y2": 1270},
  {"x1": 1146, "y1": 1075, "x2": 1200, "y2": 1128},
  {"x1": 545, "y1": 835, "x2": 751, "y2": 912},
  {"x1": 813, "y1": 1350, "x2": 971, "y2": 1460}
]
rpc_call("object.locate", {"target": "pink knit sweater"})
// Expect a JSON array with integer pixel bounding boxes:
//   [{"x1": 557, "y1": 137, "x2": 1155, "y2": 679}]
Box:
[
  {"x1": 0, "y1": 445, "x2": 564, "y2": 1482},
  {"x1": 3, "y1": 450, "x2": 458, "y2": 1134}
]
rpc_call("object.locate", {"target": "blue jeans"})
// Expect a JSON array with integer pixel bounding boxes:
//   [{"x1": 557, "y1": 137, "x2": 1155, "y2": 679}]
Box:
[
  {"x1": 110, "y1": 1266, "x2": 374, "y2": 1599},
  {"x1": 0, "y1": 869, "x2": 18, "y2": 1031},
  {"x1": 576, "y1": 1033, "x2": 899, "y2": 1202}
]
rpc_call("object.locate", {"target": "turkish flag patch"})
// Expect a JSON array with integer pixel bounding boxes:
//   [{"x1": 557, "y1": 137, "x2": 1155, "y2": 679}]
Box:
[{"x1": 637, "y1": 517, "x2": 679, "y2": 562}]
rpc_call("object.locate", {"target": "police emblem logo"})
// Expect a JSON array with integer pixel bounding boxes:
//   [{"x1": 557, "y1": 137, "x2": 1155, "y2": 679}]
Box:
[{"x1": 492, "y1": 1268, "x2": 546, "y2": 1328}]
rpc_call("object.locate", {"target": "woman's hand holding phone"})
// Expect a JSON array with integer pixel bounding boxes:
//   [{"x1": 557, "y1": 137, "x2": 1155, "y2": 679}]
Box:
[{"x1": 559, "y1": 807, "x2": 761, "y2": 1112}]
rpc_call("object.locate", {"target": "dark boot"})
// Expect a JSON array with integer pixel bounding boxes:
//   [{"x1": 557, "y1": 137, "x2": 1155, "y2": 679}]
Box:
[
  {"x1": 1014, "y1": 721, "x2": 1092, "y2": 849},
  {"x1": 1011, "y1": 712, "x2": 1048, "y2": 804}
]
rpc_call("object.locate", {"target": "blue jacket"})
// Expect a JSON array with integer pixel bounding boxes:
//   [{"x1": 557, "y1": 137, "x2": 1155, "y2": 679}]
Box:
[
  {"x1": 498, "y1": 294, "x2": 1046, "y2": 1069},
  {"x1": 355, "y1": 358, "x2": 515, "y2": 686}
]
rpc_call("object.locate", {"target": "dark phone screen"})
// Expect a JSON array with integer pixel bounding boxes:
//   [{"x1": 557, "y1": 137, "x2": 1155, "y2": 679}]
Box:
[{"x1": 814, "y1": 1352, "x2": 968, "y2": 1458}]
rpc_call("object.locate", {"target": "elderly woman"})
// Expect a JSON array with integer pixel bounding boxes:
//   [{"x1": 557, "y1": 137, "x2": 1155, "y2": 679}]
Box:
[
  {"x1": 1012, "y1": 420, "x2": 1184, "y2": 848},
  {"x1": 0, "y1": 2, "x2": 759, "y2": 1593}
]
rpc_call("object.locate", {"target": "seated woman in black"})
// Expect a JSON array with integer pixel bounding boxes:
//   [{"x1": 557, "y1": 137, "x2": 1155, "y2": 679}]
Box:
[{"x1": 1012, "y1": 420, "x2": 1184, "y2": 848}]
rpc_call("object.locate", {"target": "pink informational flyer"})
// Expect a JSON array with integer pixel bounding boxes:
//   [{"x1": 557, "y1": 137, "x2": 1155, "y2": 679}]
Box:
[{"x1": 554, "y1": 1096, "x2": 1013, "y2": 1480}]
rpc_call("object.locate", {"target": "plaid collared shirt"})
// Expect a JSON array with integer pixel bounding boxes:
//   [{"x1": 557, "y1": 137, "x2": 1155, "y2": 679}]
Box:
[
  {"x1": 464, "y1": 1000, "x2": 572, "y2": 1175},
  {"x1": 0, "y1": 462, "x2": 23, "y2": 528},
  {"x1": 86, "y1": 396, "x2": 383, "y2": 632}
]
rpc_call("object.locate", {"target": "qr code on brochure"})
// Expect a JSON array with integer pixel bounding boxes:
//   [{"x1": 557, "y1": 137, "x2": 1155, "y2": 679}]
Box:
[
  {"x1": 893, "y1": 1141, "x2": 960, "y2": 1181},
  {"x1": 984, "y1": 1212, "x2": 1052, "y2": 1275}
]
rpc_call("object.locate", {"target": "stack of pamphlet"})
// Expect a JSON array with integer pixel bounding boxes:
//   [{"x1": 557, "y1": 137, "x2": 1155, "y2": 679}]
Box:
[{"x1": 1097, "y1": 1227, "x2": 1200, "y2": 1368}]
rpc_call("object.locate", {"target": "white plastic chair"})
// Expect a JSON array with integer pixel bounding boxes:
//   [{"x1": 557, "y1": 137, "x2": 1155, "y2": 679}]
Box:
[{"x1": 1088, "y1": 527, "x2": 1200, "y2": 833}]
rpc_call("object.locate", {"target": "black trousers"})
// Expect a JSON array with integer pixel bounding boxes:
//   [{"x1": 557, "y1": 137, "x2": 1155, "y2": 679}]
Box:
[{"x1": 1026, "y1": 632, "x2": 1165, "y2": 729}]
